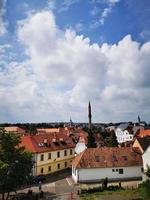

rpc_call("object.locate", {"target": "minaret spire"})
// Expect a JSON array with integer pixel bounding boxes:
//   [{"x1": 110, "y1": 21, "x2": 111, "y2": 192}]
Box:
[{"x1": 88, "y1": 101, "x2": 92, "y2": 130}]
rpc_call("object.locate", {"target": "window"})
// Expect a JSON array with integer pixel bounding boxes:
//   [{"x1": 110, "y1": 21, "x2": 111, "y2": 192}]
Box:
[
  {"x1": 116, "y1": 169, "x2": 118, "y2": 172},
  {"x1": 70, "y1": 149, "x2": 72, "y2": 155},
  {"x1": 40, "y1": 168, "x2": 44, "y2": 174},
  {"x1": 54, "y1": 142, "x2": 59, "y2": 146},
  {"x1": 57, "y1": 151, "x2": 60, "y2": 158},
  {"x1": 119, "y1": 169, "x2": 123, "y2": 174},
  {"x1": 112, "y1": 169, "x2": 115, "y2": 172},
  {"x1": 141, "y1": 167, "x2": 144, "y2": 172},
  {"x1": 57, "y1": 163, "x2": 60, "y2": 169},
  {"x1": 112, "y1": 155, "x2": 117, "y2": 162},
  {"x1": 122, "y1": 156, "x2": 128, "y2": 161},
  {"x1": 48, "y1": 153, "x2": 51, "y2": 160},
  {"x1": 95, "y1": 156, "x2": 100, "y2": 162},
  {"x1": 48, "y1": 166, "x2": 51, "y2": 172},
  {"x1": 64, "y1": 150, "x2": 67, "y2": 156},
  {"x1": 40, "y1": 154, "x2": 44, "y2": 161},
  {"x1": 65, "y1": 162, "x2": 67, "y2": 167}
]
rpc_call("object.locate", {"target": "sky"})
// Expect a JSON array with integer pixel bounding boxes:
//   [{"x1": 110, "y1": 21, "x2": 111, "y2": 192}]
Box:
[{"x1": 0, "y1": 0, "x2": 150, "y2": 123}]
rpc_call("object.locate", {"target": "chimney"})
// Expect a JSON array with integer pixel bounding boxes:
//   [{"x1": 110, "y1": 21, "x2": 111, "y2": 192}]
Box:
[
  {"x1": 44, "y1": 138, "x2": 48, "y2": 146},
  {"x1": 52, "y1": 138, "x2": 56, "y2": 143}
]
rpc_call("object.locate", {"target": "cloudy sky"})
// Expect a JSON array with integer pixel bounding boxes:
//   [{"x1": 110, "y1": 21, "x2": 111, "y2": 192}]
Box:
[{"x1": 0, "y1": 0, "x2": 150, "y2": 123}]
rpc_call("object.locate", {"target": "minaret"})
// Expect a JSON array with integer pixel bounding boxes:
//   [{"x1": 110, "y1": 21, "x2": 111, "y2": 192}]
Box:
[
  {"x1": 88, "y1": 101, "x2": 92, "y2": 130},
  {"x1": 138, "y1": 115, "x2": 141, "y2": 124}
]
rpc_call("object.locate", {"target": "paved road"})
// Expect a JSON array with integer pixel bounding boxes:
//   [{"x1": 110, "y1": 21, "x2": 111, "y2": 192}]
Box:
[{"x1": 18, "y1": 176, "x2": 78, "y2": 200}]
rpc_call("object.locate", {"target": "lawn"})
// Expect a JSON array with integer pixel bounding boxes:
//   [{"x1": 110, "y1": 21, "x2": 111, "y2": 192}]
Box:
[{"x1": 79, "y1": 188, "x2": 149, "y2": 200}]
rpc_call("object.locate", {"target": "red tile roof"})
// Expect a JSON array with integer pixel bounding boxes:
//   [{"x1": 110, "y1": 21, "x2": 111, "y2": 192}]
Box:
[
  {"x1": 20, "y1": 133, "x2": 75, "y2": 153},
  {"x1": 72, "y1": 147, "x2": 143, "y2": 169},
  {"x1": 137, "y1": 130, "x2": 150, "y2": 138}
]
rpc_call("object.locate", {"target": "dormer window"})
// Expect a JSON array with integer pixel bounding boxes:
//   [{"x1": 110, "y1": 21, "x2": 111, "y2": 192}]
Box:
[
  {"x1": 112, "y1": 155, "x2": 117, "y2": 162},
  {"x1": 122, "y1": 156, "x2": 128, "y2": 161},
  {"x1": 61, "y1": 141, "x2": 66, "y2": 145},
  {"x1": 95, "y1": 155, "x2": 100, "y2": 162}
]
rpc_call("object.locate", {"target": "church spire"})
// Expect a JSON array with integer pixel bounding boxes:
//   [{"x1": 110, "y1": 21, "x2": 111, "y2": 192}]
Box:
[{"x1": 88, "y1": 101, "x2": 92, "y2": 130}]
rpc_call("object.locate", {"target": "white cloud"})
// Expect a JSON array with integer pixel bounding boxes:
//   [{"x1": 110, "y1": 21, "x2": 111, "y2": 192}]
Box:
[
  {"x1": 108, "y1": 0, "x2": 120, "y2": 3},
  {"x1": 0, "y1": 10, "x2": 150, "y2": 123},
  {"x1": 90, "y1": 0, "x2": 120, "y2": 28},
  {"x1": 0, "y1": 0, "x2": 7, "y2": 36},
  {"x1": 140, "y1": 30, "x2": 150, "y2": 41},
  {"x1": 58, "y1": 0, "x2": 79, "y2": 12}
]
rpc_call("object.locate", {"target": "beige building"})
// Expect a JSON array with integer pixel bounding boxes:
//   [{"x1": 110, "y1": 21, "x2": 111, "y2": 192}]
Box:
[{"x1": 4, "y1": 126, "x2": 26, "y2": 135}]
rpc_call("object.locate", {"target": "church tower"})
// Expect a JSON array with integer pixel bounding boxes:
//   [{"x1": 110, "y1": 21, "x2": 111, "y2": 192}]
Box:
[
  {"x1": 88, "y1": 101, "x2": 92, "y2": 130},
  {"x1": 138, "y1": 115, "x2": 141, "y2": 124}
]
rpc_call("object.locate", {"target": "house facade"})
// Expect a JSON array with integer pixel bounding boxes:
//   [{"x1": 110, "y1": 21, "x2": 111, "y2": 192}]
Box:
[
  {"x1": 115, "y1": 124, "x2": 133, "y2": 143},
  {"x1": 72, "y1": 147, "x2": 143, "y2": 183},
  {"x1": 20, "y1": 133, "x2": 75, "y2": 176},
  {"x1": 142, "y1": 145, "x2": 150, "y2": 171}
]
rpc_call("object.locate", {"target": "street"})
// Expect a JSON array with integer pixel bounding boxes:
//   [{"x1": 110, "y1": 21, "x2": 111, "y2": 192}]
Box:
[{"x1": 18, "y1": 176, "x2": 78, "y2": 200}]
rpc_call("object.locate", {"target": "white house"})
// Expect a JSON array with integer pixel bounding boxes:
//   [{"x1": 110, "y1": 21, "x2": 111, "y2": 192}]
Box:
[
  {"x1": 142, "y1": 145, "x2": 150, "y2": 171},
  {"x1": 115, "y1": 123, "x2": 133, "y2": 143},
  {"x1": 72, "y1": 147, "x2": 143, "y2": 183}
]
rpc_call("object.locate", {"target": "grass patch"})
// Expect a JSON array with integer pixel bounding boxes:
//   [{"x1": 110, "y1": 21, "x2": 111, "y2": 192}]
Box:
[{"x1": 79, "y1": 189, "x2": 148, "y2": 200}]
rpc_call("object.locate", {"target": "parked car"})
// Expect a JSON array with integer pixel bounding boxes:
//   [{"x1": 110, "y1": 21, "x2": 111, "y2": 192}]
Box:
[{"x1": 34, "y1": 175, "x2": 46, "y2": 184}]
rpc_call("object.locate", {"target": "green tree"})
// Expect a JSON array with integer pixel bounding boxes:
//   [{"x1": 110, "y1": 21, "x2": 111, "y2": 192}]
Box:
[
  {"x1": 87, "y1": 129, "x2": 96, "y2": 148},
  {"x1": 0, "y1": 128, "x2": 33, "y2": 200},
  {"x1": 106, "y1": 130, "x2": 118, "y2": 147},
  {"x1": 25, "y1": 125, "x2": 37, "y2": 135}
]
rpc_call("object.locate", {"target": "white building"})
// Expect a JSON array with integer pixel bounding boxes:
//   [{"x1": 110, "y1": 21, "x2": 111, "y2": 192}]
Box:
[
  {"x1": 75, "y1": 142, "x2": 87, "y2": 155},
  {"x1": 72, "y1": 147, "x2": 143, "y2": 183},
  {"x1": 142, "y1": 145, "x2": 150, "y2": 171},
  {"x1": 115, "y1": 124, "x2": 133, "y2": 143}
]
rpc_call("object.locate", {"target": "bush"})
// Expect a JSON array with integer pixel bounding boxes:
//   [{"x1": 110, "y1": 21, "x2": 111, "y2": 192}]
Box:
[
  {"x1": 80, "y1": 187, "x2": 103, "y2": 194},
  {"x1": 138, "y1": 179, "x2": 150, "y2": 197},
  {"x1": 145, "y1": 179, "x2": 150, "y2": 196},
  {"x1": 108, "y1": 185, "x2": 119, "y2": 191}
]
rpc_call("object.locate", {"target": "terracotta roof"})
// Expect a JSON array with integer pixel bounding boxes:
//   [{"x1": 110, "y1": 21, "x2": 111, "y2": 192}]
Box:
[
  {"x1": 20, "y1": 136, "x2": 37, "y2": 153},
  {"x1": 137, "y1": 130, "x2": 150, "y2": 138},
  {"x1": 20, "y1": 132, "x2": 75, "y2": 153},
  {"x1": 72, "y1": 147, "x2": 143, "y2": 169}
]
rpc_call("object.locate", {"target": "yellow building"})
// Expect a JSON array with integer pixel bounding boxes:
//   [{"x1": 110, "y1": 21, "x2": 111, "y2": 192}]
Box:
[
  {"x1": 4, "y1": 126, "x2": 26, "y2": 135},
  {"x1": 20, "y1": 132, "x2": 75, "y2": 176}
]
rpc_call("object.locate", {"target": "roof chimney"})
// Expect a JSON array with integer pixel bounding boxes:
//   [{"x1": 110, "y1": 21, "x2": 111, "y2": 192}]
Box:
[{"x1": 44, "y1": 138, "x2": 48, "y2": 146}]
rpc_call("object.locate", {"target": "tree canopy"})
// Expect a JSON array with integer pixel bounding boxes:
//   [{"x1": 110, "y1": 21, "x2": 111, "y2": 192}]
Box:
[
  {"x1": 87, "y1": 129, "x2": 97, "y2": 148},
  {"x1": 106, "y1": 130, "x2": 118, "y2": 147},
  {"x1": 0, "y1": 128, "x2": 33, "y2": 200}
]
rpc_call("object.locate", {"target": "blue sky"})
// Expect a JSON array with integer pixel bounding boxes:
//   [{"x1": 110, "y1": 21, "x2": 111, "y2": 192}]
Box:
[{"x1": 0, "y1": 0, "x2": 150, "y2": 123}]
